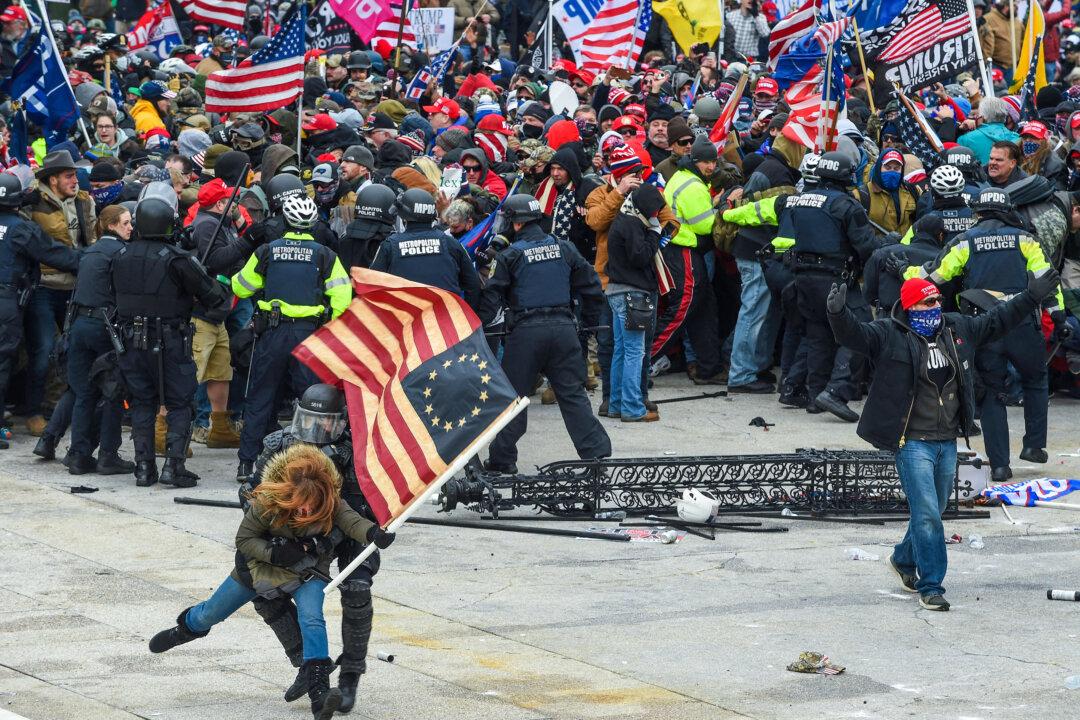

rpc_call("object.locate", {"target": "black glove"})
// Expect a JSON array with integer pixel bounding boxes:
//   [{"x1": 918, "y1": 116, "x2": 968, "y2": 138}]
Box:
[
  {"x1": 881, "y1": 231, "x2": 902, "y2": 246},
  {"x1": 366, "y1": 526, "x2": 396, "y2": 549},
  {"x1": 269, "y1": 537, "x2": 310, "y2": 567},
  {"x1": 1051, "y1": 310, "x2": 1073, "y2": 342},
  {"x1": 826, "y1": 283, "x2": 848, "y2": 314},
  {"x1": 1028, "y1": 268, "x2": 1061, "y2": 301},
  {"x1": 883, "y1": 251, "x2": 909, "y2": 278}
]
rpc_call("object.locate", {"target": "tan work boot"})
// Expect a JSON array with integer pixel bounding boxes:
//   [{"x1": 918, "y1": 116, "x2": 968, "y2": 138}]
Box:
[
  {"x1": 155, "y1": 415, "x2": 167, "y2": 457},
  {"x1": 25, "y1": 415, "x2": 47, "y2": 437},
  {"x1": 541, "y1": 386, "x2": 556, "y2": 405},
  {"x1": 206, "y1": 411, "x2": 241, "y2": 449}
]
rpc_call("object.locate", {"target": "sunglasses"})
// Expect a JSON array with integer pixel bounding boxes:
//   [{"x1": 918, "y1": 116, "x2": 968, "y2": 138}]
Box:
[
  {"x1": 674, "y1": 137, "x2": 692, "y2": 146},
  {"x1": 618, "y1": 128, "x2": 638, "y2": 136},
  {"x1": 916, "y1": 296, "x2": 942, "y2": 308},
  {"x1": 463, "y1": 165, "x2": 482, "y2": 173}
]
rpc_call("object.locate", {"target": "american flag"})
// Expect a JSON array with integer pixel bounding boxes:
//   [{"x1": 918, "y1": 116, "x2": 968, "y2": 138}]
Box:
[
  {"x1": 981, "y1": 478, "x2": 1080, "y2": 507},
  {"x1": 204, "y1": 5, "x2": 306, "y2": 114},
  {"x1": 180, "y1": 0, "x2": 246, "y2": 31},
  {"x1": 812, "y1": 16, "x2": 851, "y2": 49},
  {"x1": 710, "y1": 74, "x2": 748, "y2": 147},
  {"x1": 894, "y1": 90, "x2": 944, "y2": 170},
  {"x1": 867, "y1": 0, "x2": 971, "y2": 64},
  {"x1": 371, "y1": 0, "x2": 417, "y2": 50},
  {"x1": 293, "y1": 269, "x2": 525, "y2": 527},
  {"x1": 780, "y1": 41, "x2": 845, "y2": 151},
  {"x1": 553, "y1": 0, "x2": 651, "y2": 73},
  {"x1": 768, "y1": 0, "x2": 820, "y2": 70},
  {"x1": 1017, "y1": 36, "x2": 1043, "y2": 122},
  {"x1": 405, "y1": 45, "x2": 457, "y2": 101}
]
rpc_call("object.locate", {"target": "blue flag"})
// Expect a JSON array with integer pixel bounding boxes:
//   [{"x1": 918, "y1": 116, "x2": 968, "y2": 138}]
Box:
[
  {"x1": 773, "y1": 33, "x2": 824, "y2": 93},
  {"x1": 0, "y1": 30, "x2": 80, "y2": 147},
  {"x1": 406, "y1": 45, "x2": 459, "y2": 102},
  {"x1": 8, "y1": 110, "x2": 29, "y2": 166}
]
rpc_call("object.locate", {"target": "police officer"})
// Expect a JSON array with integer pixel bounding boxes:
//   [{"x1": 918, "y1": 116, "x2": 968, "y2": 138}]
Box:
[
  {"x1": 335, "y1": 184, "x2": 395, "y2": 270},
  {"x1": 250, "y1": 174, "x2": 339, "y2": 248},
  {"x1": 231, "y1": 194, "x2": 353, "y2": 480},
  {"x1": 370, "y1": 188, "x2": 481, "y2": 309},
  {"x1": 0, "y1": 174, "x2": 81, "y2": 449},
  {"x1": 479, "y1": 194, "x2": 611, "y2": 473},
  {"x1": 866, "y1": 214, "x2": 949, "y2": 314},
  {"x1": 906, "y1": 165, "x2": 975, "y2": 242},
  {"x1": 238, "y1": 384, "x2": 383, "y2": 712},
  {"x1": 771, "y1": 151, "x2": 879, "y2": 421},
  {"x1": 111, "y1": 184, "x2": 230, "y2": 487},
  {"x1": 917, "y1": 188, "x2": 1068, "y2": 482}
]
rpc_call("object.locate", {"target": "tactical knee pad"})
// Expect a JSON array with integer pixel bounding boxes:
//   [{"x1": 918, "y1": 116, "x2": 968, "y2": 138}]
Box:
[{"x1": 253, "y1": 595, "x2": 304, "y2": 667}]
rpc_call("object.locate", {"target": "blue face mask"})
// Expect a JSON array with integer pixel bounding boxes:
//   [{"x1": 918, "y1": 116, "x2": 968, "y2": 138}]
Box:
[
  {"x1": 908, "y1": 306, "x2": 942, "y2": 337},
  {"x1": 1022, "y1": 140, "x2": 1040, "y2": 157},
  {"x1": 880, "y1": 170, "x2": 902, "y2": 190}
]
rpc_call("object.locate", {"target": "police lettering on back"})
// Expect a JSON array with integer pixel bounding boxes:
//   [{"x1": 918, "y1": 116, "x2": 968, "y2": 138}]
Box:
[
  {"x1": 272, "y1": 243, "x2": 315, "y2": 262},
  {"x1": 786, "y1": 193, "x2": 827, "y2": 208},
  {"x1": 399, "y1": 238, "x2": 441, "y2": 256},
  {"x1": 972, "y1": 235, "x2": 1019, "y2": 252},
  {"x1": 523, "y1": 244, "x2": 562, "y2": 263}
]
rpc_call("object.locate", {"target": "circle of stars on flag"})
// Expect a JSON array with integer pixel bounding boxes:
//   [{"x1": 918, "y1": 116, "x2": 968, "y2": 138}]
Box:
[{"x1": 422, "y1": 352, "x2": 492, "y2": 434}]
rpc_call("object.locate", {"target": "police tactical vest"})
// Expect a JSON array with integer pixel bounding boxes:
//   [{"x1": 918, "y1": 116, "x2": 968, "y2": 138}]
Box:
[
  {"x1": 509, "y1": 235, "x2": 572, "y2": 311},
  {"x1": 931, "y1": 206, "x2": 976, "y2": 242},
  {"x1": 112, "y1": 241, "x2": 193, "y2": 320},
  {"x1": 783, "y1": 188, "x2": 847, "y2": 257},
  {"x1": 0, "y1": 213, "x2": 29, "y2": 286},
  {"x1": 72, "y1": 236, "x2": 124, "y2": 309},
  {"x1": 386, "y1": 227, "x2": 463, "y2": 295},
  {"x1": 963, "y1": 227, "x2": 1028, "y2": 295},
  {"x1": 263, "y1": 237, "x2": 325, "y2": 308}
]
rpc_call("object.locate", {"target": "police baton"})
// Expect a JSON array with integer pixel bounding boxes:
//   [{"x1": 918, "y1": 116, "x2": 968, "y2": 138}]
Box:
[{"x1": 197, "y1": 162, "x2": 251, "y2": 267}]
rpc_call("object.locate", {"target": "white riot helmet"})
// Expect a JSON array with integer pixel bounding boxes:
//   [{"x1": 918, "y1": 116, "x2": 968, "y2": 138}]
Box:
[
  {"x1": 677, "y1": 488, "x2": 720, "y2": 524},
  {"x1": 282, "y1": 194, "x2": 318, "y2": 230},
  {"x1": 929, "y1": 164, "x2": 965, "y2": 198},
  {"x1": 799, "y1": 152, "x2": 821, "y2": 182}
]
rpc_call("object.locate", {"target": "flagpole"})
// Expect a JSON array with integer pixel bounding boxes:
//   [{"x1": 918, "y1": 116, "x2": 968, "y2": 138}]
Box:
[
  {"x1": 295, "y1": 95, "x2": 303, "y2": 163},
  {"x1": 965, "y1": 0, "x2": 994, "y2": 99},
  {"x1": 545, "y1": 0, "x2": 553, "y2": 68},
  {"x1": 1008, "y1": 0, "x2": 1017, "y2": 77},
  {"x1": 850, "y1": 17, "x2": 875, "y2": 115},
  {"x1": 33, "y1": 0, "x2": 93, "y2": 148},
  {"x1": 393, "y1": 0, "x2": 410, "y2": 70},
  {"x1": 324, "y1": 396, "x2": 531, "y2": 595},
  {"x1": 819, "y1": 47, "x2": 833, "y2": 153}
]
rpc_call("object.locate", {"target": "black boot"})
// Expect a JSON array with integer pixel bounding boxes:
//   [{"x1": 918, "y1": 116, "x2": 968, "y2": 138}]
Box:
[
  {"x1": 252, "y1": 596, "x2": 307, "y2": 702},
  {"x1": 338, "y1": 580, "x2": 373, "y2": 713},
  {"x1": 97, "y1": 453, "x2": 136, "y2": 475},
  {"x1": 160, "y1": 458, "x2": 199, "y2": 488},
  {"x1": 67, "y1": 454, "x2": 98, "y2": 475},
  {"x1": 32, "y1": 434, "x2": 57, "y2": 460},
  {"x1": 237, "y1": 460, "x2": 254, "y2": 482},
  {"x1": 338, "y1": 672, "x2": 360, "y2": 713},
  {"x1": 135, "y1": 460, "x2": 159, "y2": 487},
  {"x1": 149, "y1": 608, "x2": 208, "y2": 653},
  {"x1": 306, "y1": 658, "x2": 343, "y2": 720}
]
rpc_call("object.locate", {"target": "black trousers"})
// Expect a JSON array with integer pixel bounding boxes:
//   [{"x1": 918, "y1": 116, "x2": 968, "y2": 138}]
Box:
[
  {"x1": 489, "y1": 320, "x2": 611, "y2": 465},
  {"x1": 0, "y1": 294, "x2": 23, "y2": 425},
  {"x1": 794, "y1": 272, "x2": 866, "y2": 400},
  {"x1": 118, "y1": 324, "x2": 197, "y2": 462},
  {"x1": 976, "y1": 318, "x2": 1048, "y2": 469},
  {"x1": 651, "y1": 245, "x2": 721, "y2": 377},
  {"x1": 68, "y1": 316, "x2": 123, "y2": 458}
]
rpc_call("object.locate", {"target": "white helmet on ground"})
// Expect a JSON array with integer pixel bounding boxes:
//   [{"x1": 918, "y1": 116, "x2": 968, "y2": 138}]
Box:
[
  {"x1": 677, "y1": 488, "x2": 720, "y2": 524},
  {"x1": 282, "y1": 194, "x2": 318, "y2": 229}
]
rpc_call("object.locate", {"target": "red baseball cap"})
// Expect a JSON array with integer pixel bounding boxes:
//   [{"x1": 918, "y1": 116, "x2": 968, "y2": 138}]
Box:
[
  {"x1": 624, "y1": 103, "x2": 647, "y2": 121},
  {"x1": 0, "y1": 5, "x2": 27, "y2": 23},
  {"x1": 477, "y1": 114, "x2": 512, "y2": 136},
  {"x1": 755, "y1": 77, "x2": 779, "y2": 96},
  {"x1": 612, "y1": 115, "x2": 643, "y2": 133},
  {"x1": 423, "y1": 97, "x2": 461, "y2": 121},
  {"x1": 900, "y1": 278, "x2": 941, "y2": 310},
  {"x1": 301, "y1": 114, "x2": 337, "y2": 132},
  {"x1": 571, "y1": 68, "x2": 596, "y2": 87},
  {"x1": 197, "y1": 178, "x2": 230, "y2": 207},
  {"x1": 1020, "y1": 120, "x2": 1050, "y2": 140}
]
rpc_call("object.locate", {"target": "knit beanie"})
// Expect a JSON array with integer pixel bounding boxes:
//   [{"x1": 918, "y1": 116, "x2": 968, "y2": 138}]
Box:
[
  {"x1": 547, "y1": 119, "x2": 581, "y2": 150},
  {"x1": 900, "y1": 278, "x2": 940, "y2": 310},
  {"x1": 1036, "y1": 85, "x2": 1064, "y2": 111},
  {"x1": 435, "y1": 127, "x2": 473, "y2": 152},
  {"x1": 1001, "y1": 95, "x2": 1022, "y2": 125},
  {"x1": 609, "y1": 144, "x2": 643, "y2": 180},
  {"x1": 665, "y1": 117, "x2": 693, "y2": 145}
]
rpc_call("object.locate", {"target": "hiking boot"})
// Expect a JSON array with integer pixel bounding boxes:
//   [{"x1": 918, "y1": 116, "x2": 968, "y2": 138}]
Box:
[
  {"x1": 644, "y1": 398, "x2": 657, "y2": 412},
  {"x1": 191, "y1": 425, "x2": 209, "y2": 445},
  {"x1": 33, "y1": 434, "x2": 57, "y2": 460},
  {"x1": 306, "y1": 658, "x2": 343, "y2": 720},
  {"x1": 727, "y1": 381, "x2": 774, "y2": 394},
  {"x1": 1019, "y1": 447, "x2": 1048, "y2": 464},
  {"x1": 206, "y1": 411, "x2": 242, "y2": 448},
  {"x1": 285, "y1": 665, "x2": 310, "y2": 703},
  {"x1": 813, "y1": 390, "x2": 859, "y2": 422},
  {"x1": 149, "y1": 608, "x2": 209, "y2": 653},
  {"x1": 622, "y1": 410, "x2": 660, "y2": 422},
  {"x1": 541, "y1": 387, "x2": 556, "y2": 405},
  {"x1": 67, "y1": 454, "x2": 97, "y2": 475},
  {"x1": 918, "y1": 594, "x2": 950, "y2": 611},
  {"x1": 692, "y1": 372, "x2": 727, "y2": 386},
  {"x1": 237, "y1": 460, "x2": 254, "y2": 483},
  {"x1": 135, "y1": 460, "x2": 158, "y2": 487},
  {"x1": 160, "y1": 458, "x2": 199, "y2": 488},
  {"x1": 25, "y1": 415, "x2": 46, "y2": 437},
  {"x1": 598, "y1": 399, "x2": 609, "y2": 416},
  {"x1": 685, "y1": 361, "x2": 699, "y2": 381},
  {"x1": 96, "y1": 453, "x2": 136, "y2": 475},
  {"x1": 888, "y1": 555, "x2": 918, "y2": 594},
  {"x1": 778, "y1": 388, "x2": 809, "y2": 408}
]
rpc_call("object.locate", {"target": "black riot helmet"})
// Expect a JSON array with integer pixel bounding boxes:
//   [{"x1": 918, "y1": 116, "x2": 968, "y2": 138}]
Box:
[
  {"x1": 354, "y1": 184, "x2": 396, "y2": 228},
  {"x1": 291, "y1": 384, "x2": 347, "y2": 445},
  {"x1": 264, "y1": 173, "x2": 307, "y2": 213},
  {"x1": 0, "y1": 173, "x2": 25, "y2": 209},
  {"x1": 249, "y1": 34, "x2": 270, "y2": 52},
  {"x1": 393, "y1": 188, "x2": 438, "y2": 224},
  {"x1": 502, "y1": 193, "x2": 544, "y2": 225},
  {"x1": 815, "y1": 151, "x2": 854, "y2": 184},
  {"x1": 971, "y1": 187, "x2": 1012, "y2": 215},
  {"x1": 942, "y1": 145, "x2": 978, "y2": 171},
  {"x1": 134, "y1": 198, "x2": 176, "y2": 239}
]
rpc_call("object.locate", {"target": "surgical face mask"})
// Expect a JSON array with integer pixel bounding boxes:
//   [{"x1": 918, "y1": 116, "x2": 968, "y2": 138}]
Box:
[
  {"x1": 908, "y1": 306, "x2": 942, "y2": 337},
  {"x1": 520, "y1": 124, "x2": 543, "y2": 140},
  {"x1": 880, "y1": 170, "x2": 902, "y2": 190},
  {"x1": 1022, "y1": 140, "x2": 1040, "y2": 157}
]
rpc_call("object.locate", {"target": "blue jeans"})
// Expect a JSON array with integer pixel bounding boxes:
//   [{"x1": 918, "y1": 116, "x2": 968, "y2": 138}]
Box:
[
  {"x1": 23, "y1": 288, "x2": 71, "y2": 415},
  {"x1": 607, "y1": 292, "x2": 647, "y2": 418},
  {"x1": 729, "y1": 258, "x2": 776, "y2": 386},
  {"x1": 892, "y1": 439, "x2": 957, "y2": 597},
  {"x1": 185, "y1": 575, "x2": 330, "y2": 661}
]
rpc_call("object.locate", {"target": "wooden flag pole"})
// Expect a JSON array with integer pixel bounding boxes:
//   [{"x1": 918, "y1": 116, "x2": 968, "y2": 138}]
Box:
[
  {"x1": 819, "y1": 48, "x2": 833, "y2": 153},
  {"x1": 324, "y1": 397, "x2": 531, "y2": 594},
  {"x1": 850, "y1": 17, "x2": 875, "y2": 115},
  {"x1": 104, "y1": 53, "x2": 111, "y2": 95},
  {"x1": 393, "y1": 0, "x2": 410, "y2": 70},
  {"x1": 1008, "y1": 0, "x2": 1017, "y2": 76}
]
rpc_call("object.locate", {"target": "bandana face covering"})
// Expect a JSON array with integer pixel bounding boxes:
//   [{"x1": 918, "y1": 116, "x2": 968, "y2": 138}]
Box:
[
  {"x1": 1022, "y1": 140, "x2": 1040, "y2": 157},
  {"x1": 521, "y1": 124, "x2": 543, "y2": 140},
  {"x1": 908, "y1": 306, "x2": 942, "y2": 337},
  {"x1": 315, "y1": 181, "x2": 339, "y2": 205},
  {"x1": 880, "y1": 170, "x2": 902, "y2": 190},
  {"x1": 91, "y1": 182, "x2": 123, "y2": 209}
]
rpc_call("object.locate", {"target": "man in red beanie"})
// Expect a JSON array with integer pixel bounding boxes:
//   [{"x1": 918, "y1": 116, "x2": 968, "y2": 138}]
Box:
[{"x1": 826, "y1": 269, "x2": 1063, "y2": 611}]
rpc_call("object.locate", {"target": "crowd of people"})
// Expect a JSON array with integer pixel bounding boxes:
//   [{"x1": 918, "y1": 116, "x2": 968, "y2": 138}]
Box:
[{"x1": 0, "y1": 0, "x2": 1076, "y2": 661}]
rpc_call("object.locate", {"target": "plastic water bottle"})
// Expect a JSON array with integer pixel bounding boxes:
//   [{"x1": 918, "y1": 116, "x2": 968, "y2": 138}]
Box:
[
  {"x1": 969, "y1": 534, "x2": 985, "y2": 550},
  {"x1": 594, "y1": 510, "x2": 626, "y2": 520},
  {"x1": 1065, "y1": 676, "x2": 1080, "y2": 690},
  {"x1": 659, "y1": 530, "x2": 679, "y2": 544},
  {"x1": 845, "y1": 548, "x2": 880, "y2": 561}
]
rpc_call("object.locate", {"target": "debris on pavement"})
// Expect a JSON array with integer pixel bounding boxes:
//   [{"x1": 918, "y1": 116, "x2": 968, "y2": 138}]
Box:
[
  {"x1": 845, "y1": 548, "x2": 880, "y2": 561},
  {"x1": 787, "y1": 651, "x2": 845, "y2": 675},
  {"x1": 70, "y1": 485, "x2": 98, "y2": 494}
]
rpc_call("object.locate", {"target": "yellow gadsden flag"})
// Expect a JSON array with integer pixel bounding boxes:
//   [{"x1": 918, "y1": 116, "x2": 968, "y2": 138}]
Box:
[
  {"x1": 654, "y1": 0, "x2": 724, "y2": 53},
  {"x1": 1008, "y1": 1, "x2": 1046, "y2": 95}
]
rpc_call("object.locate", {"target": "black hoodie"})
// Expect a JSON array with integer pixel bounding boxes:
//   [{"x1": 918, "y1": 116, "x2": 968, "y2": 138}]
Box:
[{"x1": 545, "y1": 146, "x2": 599, "y2": 261}]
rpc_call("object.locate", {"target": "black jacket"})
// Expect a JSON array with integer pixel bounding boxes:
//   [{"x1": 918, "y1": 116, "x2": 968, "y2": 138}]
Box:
[
  {"x1": 605, "y1": 208, "x2": 660, "y2": 293},
  {"x1": 864, "y1": 238, "x2": 942, "y2": 311},
  {"x1": 828, "y1": 290, "x2": 1040, "y2": 451},
  {"x1": 190, "y1": 210, "x2": 256, "y2": 323}
]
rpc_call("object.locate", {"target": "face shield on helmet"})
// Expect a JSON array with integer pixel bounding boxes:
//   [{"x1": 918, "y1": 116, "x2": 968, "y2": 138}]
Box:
[
  {"x1": 676, "y1": 488, "x2": 720, "y2": 524},
  {"x1": 290, "y1": 404, "x2": 347, "y2": 445}
]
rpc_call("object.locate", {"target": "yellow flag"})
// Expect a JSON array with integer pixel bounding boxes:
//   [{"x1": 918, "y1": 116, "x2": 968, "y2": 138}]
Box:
[
  {"x1": 1008, "y1": 2, "x2": 1046, "y2": 95},
  {"x1": 653, "y1": 0, "x2": 724, "y2": 53}
]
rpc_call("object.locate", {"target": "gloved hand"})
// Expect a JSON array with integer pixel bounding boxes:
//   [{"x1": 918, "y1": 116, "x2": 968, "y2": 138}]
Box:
[
  {"x1": 366, "y1": 526, "x2": 396, "y2": 549},
  {"x1": 269, "y1": 537, "x2": 310, "y2": 567},
  {"x1": 1028, "y1": 268, "x2": 1061, "y2": 301},
  {"x1": 1051, "y1": 310, "x2": 1073, "y2": 342},
  {"x1": 826, "y1": 283, "x2": 848, "y2": 314},
  {"x1": 306, "y1": 534, "x2": 339, "y2": 556},
  {"x1": 883, "y1": 251, "x2": 909, "y2": 278},
  {"x1": 881, "y1": 231, "x2": 902, "y2": 246}
]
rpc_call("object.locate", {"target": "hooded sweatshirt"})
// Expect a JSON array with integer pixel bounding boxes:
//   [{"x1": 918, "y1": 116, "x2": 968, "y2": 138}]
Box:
[
  {"x1": 855, "y1": 153, "x2": 917, "y2": 236},
  {"x1": 461, "y1": 148, "x2": 507, "y2": 199}
]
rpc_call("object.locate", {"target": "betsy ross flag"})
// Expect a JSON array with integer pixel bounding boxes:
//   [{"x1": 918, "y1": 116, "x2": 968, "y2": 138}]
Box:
[
  {"x1": 406, "y1": 45, "x2": 458, "y2": 102},
  {"x1": 180, "y1": 0, "x2": 246, "y2": 31},
  {"x1": 293, "y1": 269, "x2": 526, "y2": 527},
  {"x1": 981, "y1": 478, "x2": 1080, "y2": 507},
  {"x1": 553, "y1": 0, "x2": 651, "y2": 73},
  {"x1": 204, "y1": 5, "x2": 306, "y2": 114}
]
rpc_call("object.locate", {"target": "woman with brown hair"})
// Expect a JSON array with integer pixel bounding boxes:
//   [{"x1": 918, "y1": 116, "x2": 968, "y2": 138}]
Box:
[{"x1": 148, "y1": 444, "x2": 394, "y2": 719}]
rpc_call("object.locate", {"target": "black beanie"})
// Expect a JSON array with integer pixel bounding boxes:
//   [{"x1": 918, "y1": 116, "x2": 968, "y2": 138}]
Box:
[
  {"x1": 632, "y1": 183, "x2": 665, "y2": 218},
  {"x1": 598, "y1": 104, "x2": 622, "y2": 124},
  {"x1": 1036, "y1": 85, "x2": 1064, "y2": 111}
]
